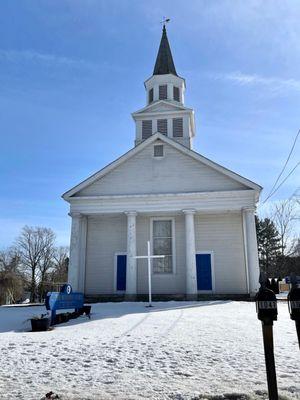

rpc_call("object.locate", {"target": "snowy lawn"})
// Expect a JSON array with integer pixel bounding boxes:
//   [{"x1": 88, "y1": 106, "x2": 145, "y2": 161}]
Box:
[{"x1": 0, "y1": 301, "x2": 299, "y2": 400}]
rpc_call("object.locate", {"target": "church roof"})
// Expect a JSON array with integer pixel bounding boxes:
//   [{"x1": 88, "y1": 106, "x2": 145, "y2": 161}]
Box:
[{"x1": 153, "y1": 25, "x2": 177, "y2": 76}]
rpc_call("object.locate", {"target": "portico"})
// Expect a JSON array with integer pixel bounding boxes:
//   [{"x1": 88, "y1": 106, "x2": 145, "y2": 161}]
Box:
[{"x1": 67, "y1": 186, "x2": 260, "y2": 299}]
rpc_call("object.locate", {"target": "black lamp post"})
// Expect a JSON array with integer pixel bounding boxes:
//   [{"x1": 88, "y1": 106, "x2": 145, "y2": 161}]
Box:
[
  {"x1": 255, "y1": 272, "x2": 278, "y2": 400},
  {"x1": 287, "y1": 273, "x2": 300, "y2": 349}
]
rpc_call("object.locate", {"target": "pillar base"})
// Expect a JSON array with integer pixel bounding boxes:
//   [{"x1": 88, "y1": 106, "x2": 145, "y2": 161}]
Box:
[
  {"x1": 186, "y1": 293, "x2": 198, "y2": 301},
  {"x1": 124, "y1": 294, "x2": 137, "y2": 301}
]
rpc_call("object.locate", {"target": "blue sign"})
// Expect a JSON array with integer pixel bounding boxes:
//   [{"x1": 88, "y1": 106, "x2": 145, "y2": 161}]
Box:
[{"x1": 45, "y1": 284, "x2": 84, "y2": 325}]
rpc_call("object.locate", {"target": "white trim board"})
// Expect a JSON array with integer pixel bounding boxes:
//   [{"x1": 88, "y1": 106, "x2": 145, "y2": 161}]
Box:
[
  {"x1": 68, "y1": 191, "x2": 256, "y2": 215},
  {"x1": 132, "y1": 99, "x2": 192, "y2": 115},
  {"x1": 62, "y1": 133, "x2": 262, "y2": 199}
]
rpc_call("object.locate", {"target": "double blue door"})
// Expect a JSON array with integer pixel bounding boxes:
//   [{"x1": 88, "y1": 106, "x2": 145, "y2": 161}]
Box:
[
  {"x1": 116, "y1": 255, "x2": 127, "y2": 291},
  {"x1": 196, "y1": 253, "x2": 212, "y2": 291}
]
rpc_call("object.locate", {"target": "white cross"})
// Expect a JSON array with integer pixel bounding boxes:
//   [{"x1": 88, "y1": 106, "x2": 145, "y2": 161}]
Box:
[{"x1": 134, "y1": 241, "x2": 165, "y2": 307}]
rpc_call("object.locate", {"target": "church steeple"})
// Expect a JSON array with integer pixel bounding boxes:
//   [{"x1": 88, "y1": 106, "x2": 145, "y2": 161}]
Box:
[
  {"x1": 132, "y1": 24, "x2": 196, "y2": 149},
  {"x1": 153, "y1": 25, "x2": 178, "y2": 76}
]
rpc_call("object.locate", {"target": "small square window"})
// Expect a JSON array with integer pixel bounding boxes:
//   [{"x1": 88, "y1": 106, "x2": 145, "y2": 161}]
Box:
[
  {"x1": 154, "y1": 145, "x2": 164, "y2": 157},
  {"x1": 148, "y1": 88, "x2": 153, "y2": 104}
]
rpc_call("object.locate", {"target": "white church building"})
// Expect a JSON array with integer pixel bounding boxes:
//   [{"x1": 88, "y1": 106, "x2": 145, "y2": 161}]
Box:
[{"x1": 63, "y1": 26, "x2": 261, "y2": 300}]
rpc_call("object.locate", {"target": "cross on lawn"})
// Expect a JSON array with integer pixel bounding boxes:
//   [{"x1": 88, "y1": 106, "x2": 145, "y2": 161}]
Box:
[{"x1": 134, "y1": 241, "x2": 165, "y2": 307}]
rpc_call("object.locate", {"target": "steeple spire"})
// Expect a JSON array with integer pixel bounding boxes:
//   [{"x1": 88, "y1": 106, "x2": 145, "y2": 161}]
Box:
[{"x1": 153, "y1": 24, "x2": 177, "y2": 76}]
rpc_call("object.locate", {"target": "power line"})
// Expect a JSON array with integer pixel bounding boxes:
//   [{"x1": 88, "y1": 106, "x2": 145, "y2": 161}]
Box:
[
  {"x1": 263, "y1": 161, "x2": 300, "y2": 204},
  {"x1": 262, "y1": 128, "x2": 300, "y2": 202}
]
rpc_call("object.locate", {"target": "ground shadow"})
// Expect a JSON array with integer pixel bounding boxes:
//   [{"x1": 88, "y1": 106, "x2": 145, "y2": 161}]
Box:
[{"x1": 0, "y1": 300, "x2": 232, "y2": 333}]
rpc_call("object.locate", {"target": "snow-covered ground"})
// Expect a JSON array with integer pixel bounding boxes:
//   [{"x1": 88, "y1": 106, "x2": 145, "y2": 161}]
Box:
[{"x1": 0, "y1": 301, "x2": 299, "y2": 400}]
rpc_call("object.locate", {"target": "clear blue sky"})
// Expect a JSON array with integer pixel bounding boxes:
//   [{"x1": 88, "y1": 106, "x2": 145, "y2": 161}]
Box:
[{"x1": 1, "y1": 0, "x2": 299, "y2": 247}]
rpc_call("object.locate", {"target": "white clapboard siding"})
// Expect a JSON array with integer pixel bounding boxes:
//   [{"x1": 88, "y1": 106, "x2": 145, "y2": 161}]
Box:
[
  {"x1": 84, "y1": 212, "x2": 246, "y2": 296},
  {"x1": 85, "y1": 214, "x2": 127, "y2": 294},
  {"x1": 76, "y1": 141, "x2": 246, "y2": 197},
  {"x1": 195, "y1": 213, "x2": 247, "y2": 294}
]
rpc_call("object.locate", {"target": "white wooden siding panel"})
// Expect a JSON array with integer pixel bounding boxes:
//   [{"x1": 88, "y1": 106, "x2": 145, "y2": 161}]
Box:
[
  {"x1": 76, "y1": 142, "x2": 246, "y2": 196},
  {"x1": 194, "y1": 213, "x2": 247, "y2": 294},
  {"x1": 85, "y1": 214, "x2": 127, "y2": 294}
]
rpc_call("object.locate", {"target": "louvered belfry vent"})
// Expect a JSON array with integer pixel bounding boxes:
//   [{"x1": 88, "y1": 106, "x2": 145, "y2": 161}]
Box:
[
  {"x1": 159, "y1": 85, "x2": 168, "y2": 100},
  {"x1": 148, "y1": 88, "x2": 154, "y2": 104},
  {"x1": 142, "y1": 120, "x2": 152, "y2": 139},
  {"x1": 173, "y1": 86, "x2": 180, "y2": 102},
  {"x1": 157, "y1": 119, "x2": 168, "y2": 135},
  {"x1": 173, "y1": 118, "x2": 183, "y2": 137}
]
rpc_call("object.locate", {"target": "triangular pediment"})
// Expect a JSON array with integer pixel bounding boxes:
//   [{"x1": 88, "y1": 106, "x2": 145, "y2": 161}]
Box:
[
  {"x1": 63, "y1": 133, "x2": 261, "y2": 200},
  {"x1": 132, "y1": 100, "x2": 191, "y2": 116}
]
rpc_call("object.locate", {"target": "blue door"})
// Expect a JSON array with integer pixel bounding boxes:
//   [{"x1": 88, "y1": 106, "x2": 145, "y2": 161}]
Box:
[
  {"x1": 116, "y1": 255, "x2": 127, "y2": 291},
  {"x1": 196, "y1": 253, "x2": 212, "y2": 291}
]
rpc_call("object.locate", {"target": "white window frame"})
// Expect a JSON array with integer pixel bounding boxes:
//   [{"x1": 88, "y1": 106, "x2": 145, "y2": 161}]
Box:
[
  {"x1": 113, "y1": 252, "x2": 127, "y2": 293},
  {"x1": 195, "y1": 250, "x2": 216, "y2": 294},
  {"x1": 150, "y1": 217, "x2": 176, "y2": 275}
]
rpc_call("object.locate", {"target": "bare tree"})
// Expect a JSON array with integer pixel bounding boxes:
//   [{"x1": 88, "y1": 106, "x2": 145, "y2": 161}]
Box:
[
  {"x1": 51, "y1": 246, "x2": 69, "y2": 285},
  {"x1": 0, "y1": 249, "x2": 24, "y2": 304},
  {"x1": 16, "y1": 226, "x2": 56, "y2": 302},
  {"x1": 271, "y1": 199, "x2": 298, "y2": 256},
  {"x1": 37, "y1": 236, "x2": 56, "y2": 301}
]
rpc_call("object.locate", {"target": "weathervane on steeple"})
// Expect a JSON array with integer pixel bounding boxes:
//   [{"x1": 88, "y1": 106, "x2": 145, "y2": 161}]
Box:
[
  {"x1": 160, "y1": 16, "x2": 170, "y2": 28},
  {"x1": 153, "y1": 17, "x2": 177, "y2": 76}
]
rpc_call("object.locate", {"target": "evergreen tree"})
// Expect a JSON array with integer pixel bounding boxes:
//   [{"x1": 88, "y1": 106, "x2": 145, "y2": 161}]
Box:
[{"x1": 256, "y1": 216, "x2": 281, "y2": 276}]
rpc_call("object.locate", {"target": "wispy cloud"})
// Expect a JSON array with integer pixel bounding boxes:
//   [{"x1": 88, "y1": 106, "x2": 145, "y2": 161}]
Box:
[
  {"x1": 212, "y1": 71, "x2": 300, "y2": 93},
  {"x1": 0, "y1": 49, "x2": 96, "y2": 70}
]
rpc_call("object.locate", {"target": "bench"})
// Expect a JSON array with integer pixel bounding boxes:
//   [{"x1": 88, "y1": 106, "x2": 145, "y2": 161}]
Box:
[{"x1": 45, "y1": 284, "x2": 84, "y2": 325}]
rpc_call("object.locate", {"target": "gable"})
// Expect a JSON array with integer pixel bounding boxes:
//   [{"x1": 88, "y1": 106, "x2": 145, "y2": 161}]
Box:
[
  {"x1": 74, "y1": 139, "x2": 249, "y2": 197},
  {"x1": 133, "y1": 100, "x2": 189, "y2": 115}
]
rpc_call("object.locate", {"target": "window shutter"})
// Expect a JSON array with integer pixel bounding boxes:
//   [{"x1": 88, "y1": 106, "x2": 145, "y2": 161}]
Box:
[
  {"x1": 154, "y1": 145, "x2": 164, "y2": 157},
  {"x1": 142, "y1": 120, "x2": 152, "y2": 139},
  {"x1": 148, "y1": 88, "x2": 153, "y2": 104},
  {"x1": 172, "y1": 118, "x2": 183, "y2": 137},
  {"x1": 159, "y1": 85, "x2": 168, "y2": 100},
  {"x1": 157, "y1": 119, "x2": 168, "y2": 135},
  {"x1": 173, "y1": 86, "x2": 180, "y2": 102}
]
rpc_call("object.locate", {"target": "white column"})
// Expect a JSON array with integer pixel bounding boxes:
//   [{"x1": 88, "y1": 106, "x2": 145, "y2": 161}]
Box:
[
  {"x1": 153, "y1": 119, "x2": 158, "y2": 134},
  {"x1": 153, "y1": 85, "x2": 159, "y2": 102},
  {"x1": 183, "y1": 209, "x2": 198, "y2": 299},
  {"x1": 243, "y1": 207, "x2": 260, "y2": 296},
  {"x1": 125, "y1": 211, "x2": 137, "y2": 297},
  {"x1": 167, "y1": 83, "x2": 173, "y2": 100},
  {"x1": 68, "y1": 213, "x2": 87, "y2": 292},
  {"x1": 167, "y1": 118, "x2": 172, "y2": 138}
]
